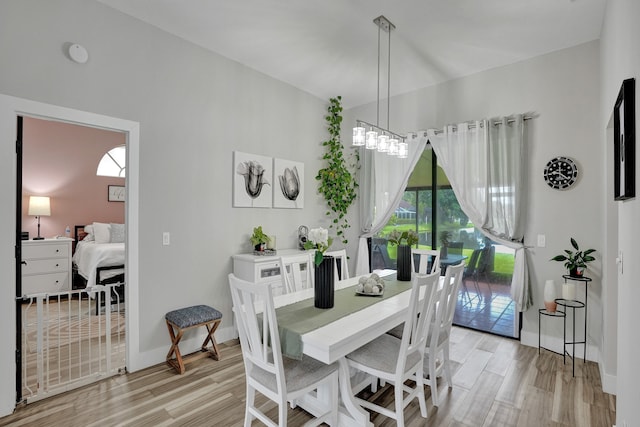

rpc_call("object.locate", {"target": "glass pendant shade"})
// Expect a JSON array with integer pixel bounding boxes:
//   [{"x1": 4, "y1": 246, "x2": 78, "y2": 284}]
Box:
[
  {"x1": 352, "y1": 126, "x2": 365, "y2": 146},
  {"x1": 377, "y1": 134, "x2": 389, "y2": 152},
  {"x1": 388, "y1": 138, "x2": 399, "y2": 156},
  {"x1": 365, "y1": 129, "x2": 378, "y2": 150},
  {"x1": 397, "y1": 140, "x2": 408, "y2": 158}
]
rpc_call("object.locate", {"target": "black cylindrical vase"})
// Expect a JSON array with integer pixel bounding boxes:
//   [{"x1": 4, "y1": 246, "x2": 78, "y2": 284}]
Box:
[
  {"x1": 397, "y1": 245, "x2": 412, "y2": 281},
  {"x1": 314, "y1": 256, "x2": 335, "y2": 309}
]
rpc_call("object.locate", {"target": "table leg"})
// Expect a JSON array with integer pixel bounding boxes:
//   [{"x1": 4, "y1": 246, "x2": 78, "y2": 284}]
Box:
[{"x1": 337, "y1": 358, "x2": 373, "y2": 427}]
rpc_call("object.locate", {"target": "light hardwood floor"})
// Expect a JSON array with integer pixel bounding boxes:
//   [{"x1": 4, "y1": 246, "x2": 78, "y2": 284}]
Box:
[{"x1": 0, "y1": 327, "x2": 615, "y2": 427}]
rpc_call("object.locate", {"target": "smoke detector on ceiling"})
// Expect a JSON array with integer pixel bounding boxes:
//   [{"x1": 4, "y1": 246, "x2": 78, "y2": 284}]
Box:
[{"x1": 68, "y1": 43, "x2": 89, "y2": 64}]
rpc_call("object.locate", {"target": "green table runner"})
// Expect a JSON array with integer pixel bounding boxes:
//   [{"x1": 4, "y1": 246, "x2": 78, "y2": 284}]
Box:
[{"x1": 276, "y1": 279, "x2": 412, "y2": 360}]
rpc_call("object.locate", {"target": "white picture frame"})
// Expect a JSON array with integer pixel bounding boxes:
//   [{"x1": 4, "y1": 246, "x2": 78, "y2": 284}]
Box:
[
  {"x1": 273, "y1": 158, "x2": 304, "y2": 209},
  {"x1": 233, "y1": 151, "x2": 273, "y2": 208}
]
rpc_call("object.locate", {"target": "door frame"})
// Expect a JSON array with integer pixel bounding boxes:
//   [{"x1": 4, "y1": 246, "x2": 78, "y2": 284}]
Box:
[{"x1": 0, "y1": 93, "x2": 140, "y2": 413}]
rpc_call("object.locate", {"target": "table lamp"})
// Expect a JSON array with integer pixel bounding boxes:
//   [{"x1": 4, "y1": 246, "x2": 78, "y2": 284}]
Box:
[{"x1": 28, "y1": 196, "x2": 50, "y2": 240}]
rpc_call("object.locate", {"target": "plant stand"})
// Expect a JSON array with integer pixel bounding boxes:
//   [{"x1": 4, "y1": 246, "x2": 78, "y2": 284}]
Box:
[
  {"x1": 555, "y1": 298, "x2": 586, "y2": 377},
  {"x1": 561, "y1": 275, "x2": 591, "y2": 367}
]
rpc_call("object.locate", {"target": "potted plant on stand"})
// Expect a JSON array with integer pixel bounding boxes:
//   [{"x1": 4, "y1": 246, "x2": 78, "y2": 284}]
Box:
[
  {"x1": 387, "y1": 229, "x2": 419, "y2": 281},
  {"x1": 304, "y1": 227, "x2": 334, "y2": 308},
  {"x1": 250, "y1": 226, "x2": 270, "y2": 252},
  {"x1": 550, "y1": 237, "x2": 596, "y2": 278}
]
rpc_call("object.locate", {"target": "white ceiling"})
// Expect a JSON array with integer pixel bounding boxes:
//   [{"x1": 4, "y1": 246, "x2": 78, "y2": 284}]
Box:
[{"x1": 98, "y1": 0, "x2": 607, "y2": 109}]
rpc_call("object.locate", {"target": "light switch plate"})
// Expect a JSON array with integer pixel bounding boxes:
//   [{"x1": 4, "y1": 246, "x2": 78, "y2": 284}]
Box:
[
  {"x1": 163, "y1": 232, "x2": 170, "y2": 246},
  {"x1": 537, "y1": 234, "x2": 546, "y2": 247}
]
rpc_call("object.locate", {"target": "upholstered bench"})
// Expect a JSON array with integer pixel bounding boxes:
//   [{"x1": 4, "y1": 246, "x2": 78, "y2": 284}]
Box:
[{"x1": 165, "y1": 304, "x2": 222, "y2": 374}]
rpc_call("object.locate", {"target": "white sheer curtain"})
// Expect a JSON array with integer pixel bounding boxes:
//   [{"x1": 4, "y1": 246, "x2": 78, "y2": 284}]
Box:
[
  {"x1": 355, "y1": 134, "x2": 428, "y2": 275},
  {"x1": 428, "y1": 115, "x2": 533, "y2": 311}
]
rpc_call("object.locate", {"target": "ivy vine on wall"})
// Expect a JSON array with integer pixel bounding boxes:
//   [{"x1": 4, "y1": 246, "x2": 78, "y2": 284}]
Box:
[{"x1": 316, "y1": 96, "x2": 359, "y2": 245}]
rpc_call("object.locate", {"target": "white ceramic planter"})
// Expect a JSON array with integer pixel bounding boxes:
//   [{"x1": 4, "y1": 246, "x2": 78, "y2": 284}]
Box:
[{"x1": 544, "y1": 279, "x2": 557, "y2": 312}]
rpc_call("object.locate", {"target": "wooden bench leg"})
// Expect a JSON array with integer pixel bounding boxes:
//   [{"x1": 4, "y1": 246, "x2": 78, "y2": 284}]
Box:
[
  {"x1": 202, "y1": 319, "x2": 222, "y2": 361},
  {"x1": 166, "y1": 321, "x2": 186, "y2": 374}
]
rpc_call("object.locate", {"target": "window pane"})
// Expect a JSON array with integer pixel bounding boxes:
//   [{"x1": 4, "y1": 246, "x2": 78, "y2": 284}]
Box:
[{"x1": 97, "y1": 146, "x2": 126, "y2": 177}]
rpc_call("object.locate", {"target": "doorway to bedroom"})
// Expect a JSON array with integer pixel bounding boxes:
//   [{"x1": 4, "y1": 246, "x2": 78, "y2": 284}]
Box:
[{"x1": 17, "y1": 116, "x2": 127, "y2": 403}]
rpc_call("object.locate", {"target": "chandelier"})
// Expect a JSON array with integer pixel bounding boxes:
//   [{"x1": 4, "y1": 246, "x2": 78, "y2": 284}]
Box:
[{"x1": 352, "y1": 15, "x2": 407, "y2": 158}]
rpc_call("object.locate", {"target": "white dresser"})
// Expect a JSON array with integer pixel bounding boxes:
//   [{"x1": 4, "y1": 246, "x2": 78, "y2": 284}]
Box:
[
  {"x1": 21, "y1": 238, "x2": 72, "y2": 295},
  {"x1": 232, "y1": 249, "x2": 311, "y2": 296}
]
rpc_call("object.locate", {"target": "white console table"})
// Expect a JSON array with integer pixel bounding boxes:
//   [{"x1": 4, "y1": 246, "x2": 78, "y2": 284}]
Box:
[{"x1": 232, "y1": 249, "x2": 311, "y2": 296}]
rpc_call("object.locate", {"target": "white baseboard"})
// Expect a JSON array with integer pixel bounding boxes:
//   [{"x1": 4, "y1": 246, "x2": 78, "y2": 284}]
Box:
[
  {"x1": 129, "y1": 325, "x2": 237, "y2": 372},
  {"x1": 598, "y1": 356, "x2": 617, "y2": 395},
  {"x1": 521, "y1": 330, "x2": 599, "y2": 362}
]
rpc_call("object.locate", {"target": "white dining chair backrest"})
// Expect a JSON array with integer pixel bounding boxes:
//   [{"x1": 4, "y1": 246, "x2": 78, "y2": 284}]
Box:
[
  {"x1": 424, "y1": 262, "x2": 465, "y2": 407},
  {"x1": 437, "y1": 262, "x2": 465, "y2": 331},
  {"x1": 279, "y1": 252, "x2": 314, "y2": 293},
  {"x1": 411, "y1": 249, "x2": 441, "y2": 275},
  {"x1": 397, "y1": 270, "x2": 440, "y2": 368},
  {"x1": 229, "y1": 273, "x2": 286, "y2": 393},
  {"x1": 324, "y1": 249, "x2": 349, "y2": 280}
]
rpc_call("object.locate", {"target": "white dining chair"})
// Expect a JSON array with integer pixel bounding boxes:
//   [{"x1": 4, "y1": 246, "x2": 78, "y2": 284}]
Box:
[
  {"x1": 381, "y1": 248, "x2": 441, "y2": 344},
  {"x1": 345, "y1": 270, "x2": 439, "y2": 427},
  {"x1": 411, "y1": 248, "x2": 441, "y2": 275},
  {"x1": 279, "y1": 252, "x2": 314, "y2": 294},
  {"x1": 424, "y1": 262, "x2": 464, "y2": 407},
  {"x1": 324, "y1": 249, "x2": 349, "y2": 280},
  {"x1": 228, "y1": 273, "x2": 339, "y2": 427}
]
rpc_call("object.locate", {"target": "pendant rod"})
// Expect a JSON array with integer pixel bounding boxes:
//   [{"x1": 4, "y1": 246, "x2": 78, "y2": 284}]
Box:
[{"x1": 387, "y1": 17, "x2": 391, "y2": 131}]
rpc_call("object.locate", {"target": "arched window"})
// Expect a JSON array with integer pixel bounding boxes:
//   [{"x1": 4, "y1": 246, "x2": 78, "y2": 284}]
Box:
[{"x1": 97, "y1": 145, "x2": 126, "y2": 177}]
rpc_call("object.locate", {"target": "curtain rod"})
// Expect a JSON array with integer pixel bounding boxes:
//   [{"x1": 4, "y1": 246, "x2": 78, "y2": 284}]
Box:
[{"x1": 414, "y1": 114, "x2": 535, "y2": 137}]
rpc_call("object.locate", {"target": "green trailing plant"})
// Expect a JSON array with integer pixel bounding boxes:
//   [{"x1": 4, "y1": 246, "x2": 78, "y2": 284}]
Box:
[
  {"x1": 316, "y1": 96, "x2": 359, "y2": 246},
  {"x1": 550, "y1": 237, "x2": 596, "y2": 275},
  {"x1": 387, "y1": 229, "x2": 419, "y2": 247}
]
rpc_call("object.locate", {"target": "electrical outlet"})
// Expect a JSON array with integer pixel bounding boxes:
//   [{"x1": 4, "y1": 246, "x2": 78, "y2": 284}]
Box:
[
  {"x1": 163, "y1": 232, "x2": 170, "y2": 246},
  {"x1": 537, "y1": 234, "x2": 546, "y2": 247}
]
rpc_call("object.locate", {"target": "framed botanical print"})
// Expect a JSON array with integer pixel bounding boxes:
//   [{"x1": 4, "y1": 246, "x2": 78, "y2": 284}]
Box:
[
  {"x1": 273, "y1": 158, "x2": 304, "y2": 209},
  {"x1": 614, "y1": 78, "x2": 636, "y2": 201},
  {"x1": 233, "y1": 151, "x2": 273, "y2": 208}
]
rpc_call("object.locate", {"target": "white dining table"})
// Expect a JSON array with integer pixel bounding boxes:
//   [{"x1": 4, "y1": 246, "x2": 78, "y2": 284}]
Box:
[{"x1": 272, "y1": 270, "x2": 440, "y2": 427}]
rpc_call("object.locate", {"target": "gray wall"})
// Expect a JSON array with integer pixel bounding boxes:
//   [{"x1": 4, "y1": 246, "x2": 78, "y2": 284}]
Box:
[
  {"x1": 0, "y1": 0, "x2": 336, "y2": 414},
  {"x1": 601, "y1": 0, "x2": 640, "y2": 423},
  {"x1": 345, "y1": 40, "x2": 607, "y2": 378}
]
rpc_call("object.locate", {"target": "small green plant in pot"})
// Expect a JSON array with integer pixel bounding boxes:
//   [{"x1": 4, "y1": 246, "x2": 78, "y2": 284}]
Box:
[
  {"x1": 250, "y1": 226, "x2": 270, "y2": 251},
  {"x1": 386, "y1": 229, "x2": 419, "y2": 247},
  {"x1": 550, "y1": 238, "x2": 596, "y2": 277}
]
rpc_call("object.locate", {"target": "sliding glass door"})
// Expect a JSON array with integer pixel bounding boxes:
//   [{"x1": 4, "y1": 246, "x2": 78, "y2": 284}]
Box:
[{"x1": 372, "y1": 146, "x2": 519, "y2": 338}]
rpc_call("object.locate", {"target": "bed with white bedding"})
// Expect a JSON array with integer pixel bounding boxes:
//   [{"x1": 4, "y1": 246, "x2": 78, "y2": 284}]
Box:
[{"x1": 73, "y1": 224, "x2": 125, "y2": 291}]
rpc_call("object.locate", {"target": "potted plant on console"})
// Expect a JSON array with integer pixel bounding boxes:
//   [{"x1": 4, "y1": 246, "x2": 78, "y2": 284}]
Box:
[
  {"x1": 250, "y1": 226, "x2": 270, "y2": 252},
  {"x1": 550, "y1": 237, "x2": 596, "y2": 278},
  {"x1": 387, "y1": 229, "x2": 419, "y2": 281}
]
